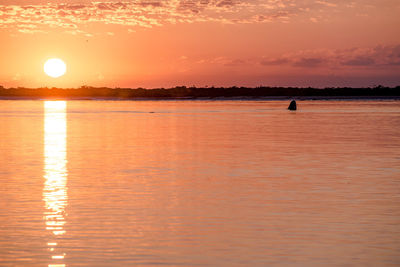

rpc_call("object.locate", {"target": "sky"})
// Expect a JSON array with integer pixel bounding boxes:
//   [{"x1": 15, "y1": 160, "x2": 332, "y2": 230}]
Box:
[{"x1": 0, "y1": 0, "x2": 399, "y2": 88}]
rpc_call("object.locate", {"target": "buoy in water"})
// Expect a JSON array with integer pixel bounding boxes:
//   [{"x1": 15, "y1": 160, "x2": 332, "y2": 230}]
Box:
[{"x1": 288, "y1": 100, "x2": 297, "y2": 110}]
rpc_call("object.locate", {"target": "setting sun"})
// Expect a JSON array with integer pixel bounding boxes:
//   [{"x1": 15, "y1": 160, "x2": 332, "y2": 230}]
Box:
[{"x1": 44, "y1": 58, "x2": 66, "y2": 78}]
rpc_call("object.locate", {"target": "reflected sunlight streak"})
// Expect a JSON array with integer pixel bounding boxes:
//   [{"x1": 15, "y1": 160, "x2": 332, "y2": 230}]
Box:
[{"x1": 43, "y1": 101, "x2": 68, "y2": 266}]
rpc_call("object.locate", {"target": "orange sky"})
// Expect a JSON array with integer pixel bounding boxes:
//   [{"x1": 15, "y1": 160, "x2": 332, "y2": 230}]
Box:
[{"x1": 0, "y1": 0, "x2": 399, "y2": 88}]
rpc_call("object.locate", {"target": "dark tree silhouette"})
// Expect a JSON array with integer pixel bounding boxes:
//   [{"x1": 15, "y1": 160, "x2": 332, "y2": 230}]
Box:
[{"x1": 0, "y1": 85, "x2": 399, "y2": 99}]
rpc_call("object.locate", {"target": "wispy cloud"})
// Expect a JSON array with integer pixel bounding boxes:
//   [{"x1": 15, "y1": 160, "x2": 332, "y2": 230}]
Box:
[
  {"x1": 258, "y1": 45, "x2": 400, "y2": 68},
  {"x1": 260, "y1": 58, "x2": 290, "y2": 66},
  {"x1": 0, "y1": 0, "x2": 371, "y2": 35},
  {"x1": 293, "y1": 57, "x2": 325, "y2": 68},
  {"x1": 190, "y1": 44, "x2": 400, "y2": 70}
]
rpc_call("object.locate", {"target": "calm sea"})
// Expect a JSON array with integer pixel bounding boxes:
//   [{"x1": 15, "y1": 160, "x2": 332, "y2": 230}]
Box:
[{"x1": 0, "y1": 100, "x2": 399, "y2": 266}]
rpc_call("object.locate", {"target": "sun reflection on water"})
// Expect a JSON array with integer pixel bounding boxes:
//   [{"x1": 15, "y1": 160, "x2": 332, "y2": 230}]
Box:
[{"x1": 43, "y1": 101, "x2": 67, "y2": 267}]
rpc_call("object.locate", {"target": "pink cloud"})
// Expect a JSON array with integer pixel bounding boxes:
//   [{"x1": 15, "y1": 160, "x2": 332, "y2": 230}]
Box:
[
  {"x1": 0, "y1": 0, "x2": 355, "y2": 35},
  {"x1": 258, "y1": 45, "x2": 400, "y2": 68}
]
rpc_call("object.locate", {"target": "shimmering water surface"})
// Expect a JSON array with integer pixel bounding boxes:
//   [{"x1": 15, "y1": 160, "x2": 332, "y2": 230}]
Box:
[{"x1": 0, "y1": 100, "x2": 399, "y2": 266}]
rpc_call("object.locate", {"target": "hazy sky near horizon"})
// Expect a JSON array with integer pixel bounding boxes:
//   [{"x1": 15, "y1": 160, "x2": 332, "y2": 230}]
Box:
[{"x1": 1, "y1": 0, "x2": 399, "y2": 88}]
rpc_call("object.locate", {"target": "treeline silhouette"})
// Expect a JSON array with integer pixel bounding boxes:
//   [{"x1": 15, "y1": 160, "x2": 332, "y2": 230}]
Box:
[{"x1": 0, "y1": 85, "x2": 399, "y2": 99}]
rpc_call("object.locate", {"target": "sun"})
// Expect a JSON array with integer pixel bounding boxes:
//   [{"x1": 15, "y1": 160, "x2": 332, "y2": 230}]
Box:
[{"x1": 44, "y1": 58, "x2": 67, "y2": 78}]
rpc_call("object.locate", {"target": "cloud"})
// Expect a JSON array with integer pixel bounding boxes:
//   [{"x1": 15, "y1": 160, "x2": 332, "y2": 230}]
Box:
[
  {"x1": 0, "y1": 0, "x2": 351, "y2": 35},
  {"x1": 260, "y1": 57, "x2": 290, "y2": 66},
  {"x1": 373, "y1": 44, "x2": 400, "y2": 65},
  {"x1": 1, "y1": 0, "x2": 397, "y2": 35},
  {"x1": 293, "y1": 57, "x2": 324, "y2": 68},
  {"x1": 315, "y1": 1, "x2": 337, "y2": 8},
  {"x1": 258, "y1": 44, "x2": 400, "y2": 69},
  {"x1": 216, "y1": 0, "x2": 237, "y2": 8},
  {"x1": 192, "y1": 44, "x2": 400, "y2": 71},
  {"x1": 337, "y1": 45, "x2": 400, "y2": 67},
  {"x1": 342, "y1": 56, "x2": 375, "y2": 66},
  {"x1": 224, "y1": 59, "x2": 247, "y2": 66}
]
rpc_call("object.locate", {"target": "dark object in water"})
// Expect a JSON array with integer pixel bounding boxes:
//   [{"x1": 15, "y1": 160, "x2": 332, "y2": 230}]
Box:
[{"x1": 288, "y1": 100, "x2": 297, "y2": 110}]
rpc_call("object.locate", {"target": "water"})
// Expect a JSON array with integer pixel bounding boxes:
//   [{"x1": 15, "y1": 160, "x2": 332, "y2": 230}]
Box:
[{"x1": 0, "y1": 100, "x2": 399, "y2": 266}]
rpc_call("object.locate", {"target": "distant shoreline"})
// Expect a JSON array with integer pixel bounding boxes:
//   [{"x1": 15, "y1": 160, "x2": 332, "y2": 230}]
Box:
[
  {"x1": 1, "y1": 96, "x2": 400, "y2": 101},
  {"x1": 0, "y1": 86, "x2": 399, "y2": 100}
]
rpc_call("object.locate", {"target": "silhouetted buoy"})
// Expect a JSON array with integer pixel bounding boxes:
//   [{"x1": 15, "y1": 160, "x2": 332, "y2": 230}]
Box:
[{"x1": 288, "y1": 100, "x2": 297, "y2": 110}]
